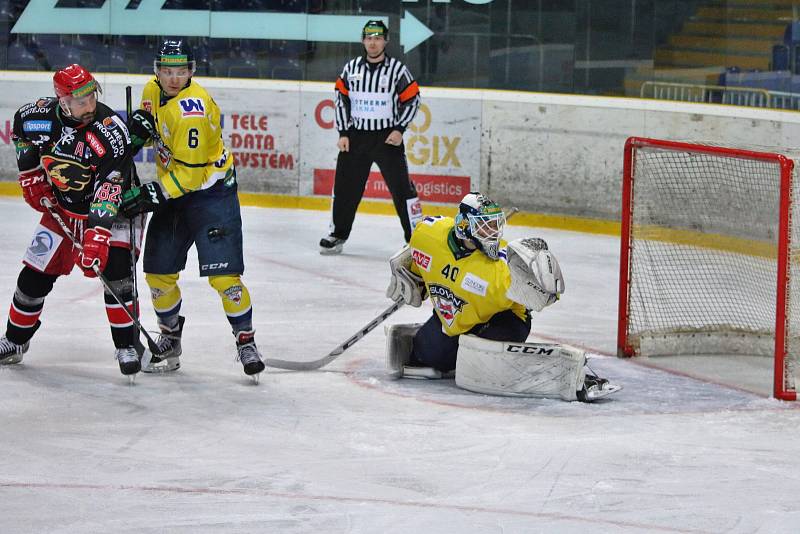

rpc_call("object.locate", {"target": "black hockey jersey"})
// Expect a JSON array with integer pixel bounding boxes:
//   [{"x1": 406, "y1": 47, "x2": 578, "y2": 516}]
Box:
[{"x1": 12, "y1": 98, "x2": 132, "y2": 230}]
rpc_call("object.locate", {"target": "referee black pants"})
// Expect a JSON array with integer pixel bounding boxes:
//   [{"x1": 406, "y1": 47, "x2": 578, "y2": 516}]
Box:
[{"x1": 330, "y1": 128, "x2": 419, "y2": 242}]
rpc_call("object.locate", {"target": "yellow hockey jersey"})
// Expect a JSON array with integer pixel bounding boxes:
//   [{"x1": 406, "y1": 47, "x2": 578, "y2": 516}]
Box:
[
  {"x1": 140, "y1": 79, "x2": 233, "y2": 198},
  {"x1": 409, "y1": 216, "x2": 528, "y2": 336}
]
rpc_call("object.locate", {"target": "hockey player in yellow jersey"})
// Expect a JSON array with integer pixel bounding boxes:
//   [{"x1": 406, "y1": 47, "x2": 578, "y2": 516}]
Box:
[
  {"x1": 385, "y1": 192, "x2": 620, "y2": 400},
  {"x1": 120, "y1": 38, "x2": 265, "y2": 382},
  {"x1": 405, "y1": 211, "x2": 528, "y2": 339},
  {"x1": 386, "y1": 193, "x2": 533, "y2": 373},
  {"x1": 137, "y1": 60, "x2": 233, "y2": 196}
]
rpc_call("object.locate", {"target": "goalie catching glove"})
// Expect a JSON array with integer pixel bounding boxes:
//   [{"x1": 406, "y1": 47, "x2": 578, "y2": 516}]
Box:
[
  {"x1": 505, "y1": 237, "x2": 564, "y2": 312},
  {"x1": 386, "y1": 245, "x2": 426, "y2": 307}
]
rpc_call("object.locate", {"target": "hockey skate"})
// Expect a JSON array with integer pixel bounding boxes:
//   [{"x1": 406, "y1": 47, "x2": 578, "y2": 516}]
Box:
[
  {"x1": 236, "y1": 330, "x2": 265, "y2": 383},
  {"x1": 142, "y1": 316, "x2": 184, "y2": 373},
  {"x1": 0, "y1": 335, "x2": 29, "y2": 365},
  {"x1": 116, "y1": 346, "x2": 141, "y2": 383},
  {"x1": 577, "y1": 373, "x2": 622, "y2": 402},
  {"x1": 319, "y1": 234, "x2": 346, "y2": 255}
]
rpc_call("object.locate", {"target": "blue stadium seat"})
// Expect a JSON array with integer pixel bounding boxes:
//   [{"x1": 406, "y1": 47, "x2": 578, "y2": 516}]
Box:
[
  {"x1": 7, "y1": 41, "x2": 37, "y2": 70},
  {"x1": 228, "y1": 65, "x2": 259, "y2": 78},
  {"x1": 772, "y1": 44, "x2": 790, "y2": 71},
  {"x1": 271, "y1": 59, "x2": 302, "y2": 80},
  {"x1": 785, "y1": 21, "x2": 800, "y2": 44},
  {"x1": 47, "y1": 46, "x2": 83, "y2": 71},
  {"x1": 95, "y1": 43, "x2": 129, "y2": 73}
]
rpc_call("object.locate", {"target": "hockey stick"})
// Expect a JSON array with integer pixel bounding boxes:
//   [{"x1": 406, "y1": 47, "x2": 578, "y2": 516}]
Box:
[
  {"x1": 41, "y1": 198, "x2": 163, "y2": 362},
  {"x1": 264, "y1": 299, "x2": 403, "y2": 371},
  {"x1": 264, "y1": 206, "x2": 521, "y2": 371},
  {"x1": 125, "y1": 86, "x2": 143, "y2": 351}
]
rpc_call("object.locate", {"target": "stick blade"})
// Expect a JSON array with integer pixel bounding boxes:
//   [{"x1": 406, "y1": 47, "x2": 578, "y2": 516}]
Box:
[{"x1": 264, "y1": 357, "x2": 327, "y2": 371}]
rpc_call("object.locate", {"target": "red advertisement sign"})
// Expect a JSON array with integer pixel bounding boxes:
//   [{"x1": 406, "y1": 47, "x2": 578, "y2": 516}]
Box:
[
  {"x1": 0, "y1": 120, "x2": 12, "y2": 145},
  {"x1": 313, "y1": 169, "x2": 469, "y2": 203},
  {"x1": 229, "y1": 113, "x2": 295, "y2": 170}
]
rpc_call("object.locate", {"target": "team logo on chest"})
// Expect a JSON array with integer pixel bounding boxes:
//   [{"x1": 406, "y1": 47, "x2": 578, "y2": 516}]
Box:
[
  {"x1": 41, "y1": 155, "x2": 91, "y2": 192},
  {"x1": 428, "y1": 284, "x2": 468, "y2": 327}
]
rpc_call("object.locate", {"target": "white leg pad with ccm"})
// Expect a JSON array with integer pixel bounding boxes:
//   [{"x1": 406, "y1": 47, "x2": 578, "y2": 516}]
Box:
[{"x1": 455, "y1": 335, "x2": 587, "y2": 401}]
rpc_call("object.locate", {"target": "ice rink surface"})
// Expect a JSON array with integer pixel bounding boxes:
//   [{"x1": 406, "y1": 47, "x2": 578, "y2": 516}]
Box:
[{"x1": 1, "y1": 197, "x2": 798, "y2": 533}]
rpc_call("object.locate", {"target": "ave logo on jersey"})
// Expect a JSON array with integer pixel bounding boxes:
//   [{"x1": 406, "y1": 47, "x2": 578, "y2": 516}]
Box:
[
  {"x1": 412, "y1": 248, "x2": 432, "y2": 272},
  {"x1": 429, "y1": 284, "x2": 468, "y2": 327},
  {"x1": 179, "y1": 98, "x2": 205, "y2": 117}
]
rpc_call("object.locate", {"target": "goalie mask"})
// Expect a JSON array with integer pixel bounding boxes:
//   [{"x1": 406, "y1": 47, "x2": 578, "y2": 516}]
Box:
[{"x1": 454, "y1": 192, "x2": 506, "y2": 260}]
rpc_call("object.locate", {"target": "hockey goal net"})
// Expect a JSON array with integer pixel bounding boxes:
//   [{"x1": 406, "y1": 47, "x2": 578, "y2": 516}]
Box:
[{"x1": 618, "y1": 137, "x2": 798, "y2": 400}]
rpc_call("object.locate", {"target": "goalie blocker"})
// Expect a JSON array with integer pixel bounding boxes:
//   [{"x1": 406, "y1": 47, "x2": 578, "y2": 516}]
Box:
[{"x1": 386, "y1": 324, "x2": 621, "y2": 401}]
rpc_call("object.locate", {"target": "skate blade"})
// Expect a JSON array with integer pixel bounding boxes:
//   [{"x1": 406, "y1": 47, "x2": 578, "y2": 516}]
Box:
[
  {"x1": 319, "y1": 245, "x2": 343, "y2": 255},
  {"x1": 401, "y1": 365, "x2": 446, "y2": 380},
  {"x1": 140, "y1": 348, "x2": 153, "y2": 370},
  {"x1": 586, "y1": 383, "x2": 622, "y2": 401},
  {"x1": 250, "y1": 372, "x2": 261, "y2": 385},
  {"x1": 140, "y1": 358, "x2": 181, "y2": 374},
  {"x1": 128, "y1": 374, "x2": 137, "y2": 385}
]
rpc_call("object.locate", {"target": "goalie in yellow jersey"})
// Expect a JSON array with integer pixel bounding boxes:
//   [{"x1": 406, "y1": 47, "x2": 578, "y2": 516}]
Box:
[
  {"x1": 120, "y1": 38, "x2": 265, "y2": 382},
  {"x1": 385, "y1": 192, "x2": 620, "y2": 401}
]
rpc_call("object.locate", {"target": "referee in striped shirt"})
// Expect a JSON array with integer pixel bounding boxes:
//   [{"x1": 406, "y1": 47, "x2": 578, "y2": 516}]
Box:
[{"x1": 319, "y1": 20, "x2": 423, "y2": 255}]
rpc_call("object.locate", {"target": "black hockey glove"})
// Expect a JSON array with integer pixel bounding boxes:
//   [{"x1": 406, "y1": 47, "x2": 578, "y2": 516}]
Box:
[
  {"x1": 121, "y1": 181, "x2": 167, "y2": 217},
  {"x1": 128, "y1": 109, "x2": 156, "y2": 155}
]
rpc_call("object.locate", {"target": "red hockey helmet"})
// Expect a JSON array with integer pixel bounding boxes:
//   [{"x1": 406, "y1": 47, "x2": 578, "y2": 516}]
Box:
[{"x1": 53, "y1": 64, "x2": 100, "y2": 99}]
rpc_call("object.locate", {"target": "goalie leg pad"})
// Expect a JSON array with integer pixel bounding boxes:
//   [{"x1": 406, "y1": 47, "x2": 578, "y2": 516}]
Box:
[
  {"x1": 455, "y1": 335, "x2": 586, "y2": 401},
  {"x1": 384, "y1": 323, "x2": 422, "y2": 378}
]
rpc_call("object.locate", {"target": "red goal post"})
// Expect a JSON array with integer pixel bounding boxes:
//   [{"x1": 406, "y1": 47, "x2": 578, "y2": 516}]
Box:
[{"x1": 617, "y1": 136, "x2": 797, "y2": 400}]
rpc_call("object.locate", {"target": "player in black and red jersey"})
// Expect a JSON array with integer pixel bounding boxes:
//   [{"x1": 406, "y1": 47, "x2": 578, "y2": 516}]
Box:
[{"x1": 0, "y1": 64, "x2": 144, "y2": 378}]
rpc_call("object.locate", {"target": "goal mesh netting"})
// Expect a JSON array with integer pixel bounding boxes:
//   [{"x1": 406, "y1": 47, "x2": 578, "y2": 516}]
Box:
[{"x1": 618, "y1": 137, "x2": 798, "y2": 400}]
